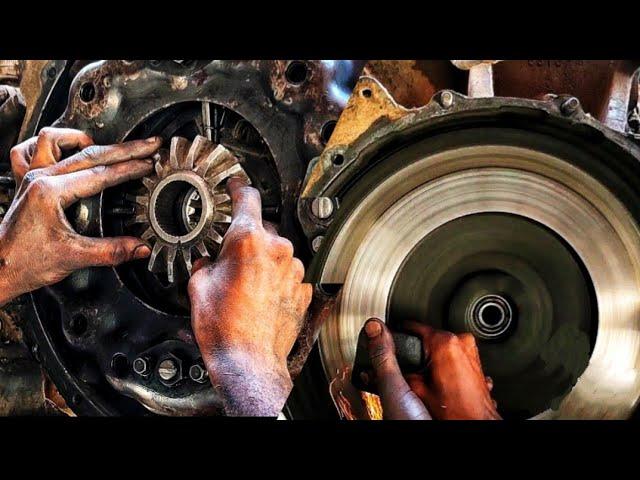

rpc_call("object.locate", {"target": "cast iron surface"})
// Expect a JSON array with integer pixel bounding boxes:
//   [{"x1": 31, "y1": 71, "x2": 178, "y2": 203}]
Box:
[{"x1": 22, "y1": 60, "x2": 363, "y2": 415}]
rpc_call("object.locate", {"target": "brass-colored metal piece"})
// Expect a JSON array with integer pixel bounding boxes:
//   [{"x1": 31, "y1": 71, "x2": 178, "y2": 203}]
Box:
[{"x1": 302, "y1": 77, "x2": 412, "y2": 198}]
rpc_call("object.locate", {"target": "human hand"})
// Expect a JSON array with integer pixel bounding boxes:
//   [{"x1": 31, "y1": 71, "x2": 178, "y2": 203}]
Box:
[
  {"x1": 363, "y1": 318, "x2": 500, "y2": 420},
  {"x1": 188, "y1": 177, "x2": 312, "y2": 417},
  {"x1": 0, "y1": 128, "x2": 162, "y2": 305}
]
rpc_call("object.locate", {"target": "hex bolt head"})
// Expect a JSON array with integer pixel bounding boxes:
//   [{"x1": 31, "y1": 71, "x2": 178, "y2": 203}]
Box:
[
  {"x1": 189, "y1": 364, "x2": 209, "y2": 384},
  {"x1": 311, "y1": 235, "x2": 324, "y2": 253},
  {"x1": 561, "y1": 97, "x2": 580, "y2": 115},
  {"x1": 440, "y1": 91, "x2": 454, "y2": 109},
  {"x1": 158, "y1": 358, "x2": 179, "y2": 382},
  {"x1": 311, "y1": 197, "x2": 334, "y2": 219},
  {"x1": 133, "y1": 357, "x2": 150, "y2": 376}
]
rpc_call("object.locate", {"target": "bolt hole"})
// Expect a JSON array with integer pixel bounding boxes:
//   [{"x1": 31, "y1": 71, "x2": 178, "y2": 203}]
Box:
[
  {"x1": 79, "y1": 82, "x2": 96, "y2": 103},
  {"x1": 332, "y1": 154, "x2": 344, "y2": 166},
  {"x1": 285, "y1": 61, "x2": 309, "y2": 85},
  {"x1": 69, "y1": 314, "x2": 88, "y2": 336},
  {"x1": 321, "y1": 120, "x2": 337, "y2": 144},
  {"x1": 361, "y1": 88, "x2": 372, "y2": 98},
  {"x1": 110, "y1": 353, "x2": 129, "y2": 378}
]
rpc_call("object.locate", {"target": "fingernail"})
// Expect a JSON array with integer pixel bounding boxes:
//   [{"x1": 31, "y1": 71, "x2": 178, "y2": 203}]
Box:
[
  {"x1": 133, "y1": 244, "x2": 151, "y2": 259},
  {"x1": 146, "y1": 136, "x2": 161, "y2": 144},
  {"x1": 364, "y1": 318, "x2": 382, "y2": 338}
]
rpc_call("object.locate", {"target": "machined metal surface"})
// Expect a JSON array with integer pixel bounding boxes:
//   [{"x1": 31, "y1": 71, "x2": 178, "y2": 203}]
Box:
[
  {"x1": 296, "y1": 77, "x2": 640, "y2": 419},
  {"x1": 132, "y1": 135, "x2": 248, "y2": 283}
]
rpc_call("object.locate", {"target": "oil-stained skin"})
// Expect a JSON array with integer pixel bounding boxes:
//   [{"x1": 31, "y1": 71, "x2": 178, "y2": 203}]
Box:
[
  {"x1": 188, "y1": 177, "x2": 312, "y2": 417},
  {"x1": 0, "y1": 128, "x2": 162, "y2": 306},
  {"x1": 363, "y1": 318, "x2": 501, "y2": 420}
]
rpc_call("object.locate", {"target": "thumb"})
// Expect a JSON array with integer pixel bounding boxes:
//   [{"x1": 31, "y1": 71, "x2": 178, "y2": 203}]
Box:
[
  {"x1": 72, "y1": 236, "x2": 151, "y2": 268},
  {"x1": 364, "y1": 318, "x2": 431, "y2": 420}
]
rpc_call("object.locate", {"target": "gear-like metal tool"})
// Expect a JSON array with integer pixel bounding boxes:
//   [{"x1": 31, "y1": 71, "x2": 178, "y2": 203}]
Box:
[{"x1": 130, "y1": 135, "x2": 249, "y2": 283}]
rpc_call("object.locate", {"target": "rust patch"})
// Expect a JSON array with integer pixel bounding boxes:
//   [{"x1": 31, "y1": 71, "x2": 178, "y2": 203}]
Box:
[
  {"x1": 364, "y1": 60, "x2": 460, "y2": 108},
  {"x1": 492, "y1": 60, "x2": 640, "y2": 126},
  {"x1": 326, "y1": 76, "x2": 409, "y2": 149}
]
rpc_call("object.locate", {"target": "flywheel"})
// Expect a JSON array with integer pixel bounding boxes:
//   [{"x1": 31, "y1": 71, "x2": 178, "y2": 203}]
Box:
[{"x1": 293, "y1": 77, "x2": 640, "y2": 419}]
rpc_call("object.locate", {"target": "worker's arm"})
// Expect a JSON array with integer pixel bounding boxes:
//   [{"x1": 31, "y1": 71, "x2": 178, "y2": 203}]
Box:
[
  {"x1": 362, "y1": 318, "x2": 501, "y2": 420},
  {"x1": 188, "y1": 178, "x2": 312, "y2": 417},
  {"x1": 0, "y1": 128, "x2": 162, "y2": 306}
]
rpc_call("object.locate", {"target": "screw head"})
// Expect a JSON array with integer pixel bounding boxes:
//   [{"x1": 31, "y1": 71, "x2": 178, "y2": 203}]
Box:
[
  {"x1": 311, "y1": 236, "x2": 324, "y2": 253},
  {"x1": 158, "y1": 358, "x2": 179, "y2": 381},
  {"x1": 189, "y1": 364, "x2": 208, "y2": 383},
  {"x1": 133, "y1": 357, "x2": 150, "y2": 376},
  {"x1": 311, "y1": 197, "x2": 334, "y2": 219},
  {"x1": 440, "y1": 91, "x2": 454, "y2": 109},
  {"x1": 561, "y1": 97, "x2": 580, "y2": 115}
]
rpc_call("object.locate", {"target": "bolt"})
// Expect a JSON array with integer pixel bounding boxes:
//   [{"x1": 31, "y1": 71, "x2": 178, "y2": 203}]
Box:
[
  {"x1": 158, "y1": 358, "x2": 179, "y2": 381},
  {"x1": 561, "y1": 97, "x2": 580, "y2": 116},
  {"x1": 440, "y1": 91, "x2": 454, "y2": 109},
  {"x1": 311, "y1": 197, "x2": 334, "y2": 220},
  {"x1": 189, "y1": 364, "x2": 209, "y2": 384},
  {"x1": 312, "y1": 235, "x2": 324, "y2": 253},
  {"x1": 133, "y1": 357, "x2": 150, "y2": 376}
]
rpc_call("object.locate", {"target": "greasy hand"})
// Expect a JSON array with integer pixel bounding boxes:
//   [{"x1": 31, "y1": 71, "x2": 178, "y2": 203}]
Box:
[
  {"x1": 0, "y1": 127, "x2": 162, "y2": 305},
  {"x1": 188, "y1": 177, "x2": 312, "y2": 417},
  {"x1": 364, "y1": 318, "x2": 501, "y2": 420}
]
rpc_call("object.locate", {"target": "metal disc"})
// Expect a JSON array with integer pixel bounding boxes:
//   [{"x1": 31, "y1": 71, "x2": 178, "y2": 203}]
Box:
[
  {"x1": 389, "y1": 213, "x2": 594, "y2": 418},
  {"x1": 318, "y1": 144, "x2": 640, "y2": 419}
]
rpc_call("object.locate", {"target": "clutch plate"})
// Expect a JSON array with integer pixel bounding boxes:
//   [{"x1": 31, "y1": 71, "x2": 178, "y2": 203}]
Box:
[{"x1": 295, "y1": 80, "x2": 640, "y2": 419}]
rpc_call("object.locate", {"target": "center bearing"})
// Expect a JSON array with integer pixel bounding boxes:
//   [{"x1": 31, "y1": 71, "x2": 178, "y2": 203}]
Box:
[{"x1": 468, "y1": 294, "x2": 513, "y2": 339}]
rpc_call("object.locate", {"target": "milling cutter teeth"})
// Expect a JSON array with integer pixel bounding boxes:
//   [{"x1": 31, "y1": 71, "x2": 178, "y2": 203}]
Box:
[
  {"x1": 212, "y1": 212, "x2": 232, "y2": 223},
  {"x1": 184, "y1": 135, "x2": 213, "y2": 170},
  {"x1": 142, "y1": 177, "x2": 155, "y2": 191},
  {"x1": 195, "y1": 241, "x2": 209, "y2": 257},
  {"x1": 148, "y1": 242, "x2": 164, "y2": 272},
  {"x1": 213, "y1": 193, "x2": 231, "y2": 204},
  {"x1": 208, "y1": 229, "x2": 224, "y2": 244},
  {"x1": 182, "y1": 247, "x2": 193, "y2": 274},
  {"x1": 134, "y1": 196, "x2": 149, "y2": 207},
  {"x1": 154, "y1": 161, "x2": 164, "y2": 178},
  {"x1": 136, "y1": 135, "x2": 248, "y2": 283},
  {"x1": 166, "y1": 246, "x2": 178, "y2": 283},
  {"x1": 155, "y1": 150, "x2": 171, "y2": 179},
  {"x1": 195, "y1": 144, "x2": 236, "y2": 177},
  {"x1": 207, "y1": 163, "x2": 245, "y2": 187},
  {"x1": 141, "y1": 227, "x2": 154, "y2": 241},
  {"x1": 169, "y1": 137, "x2": 190, "y2": 170}
]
